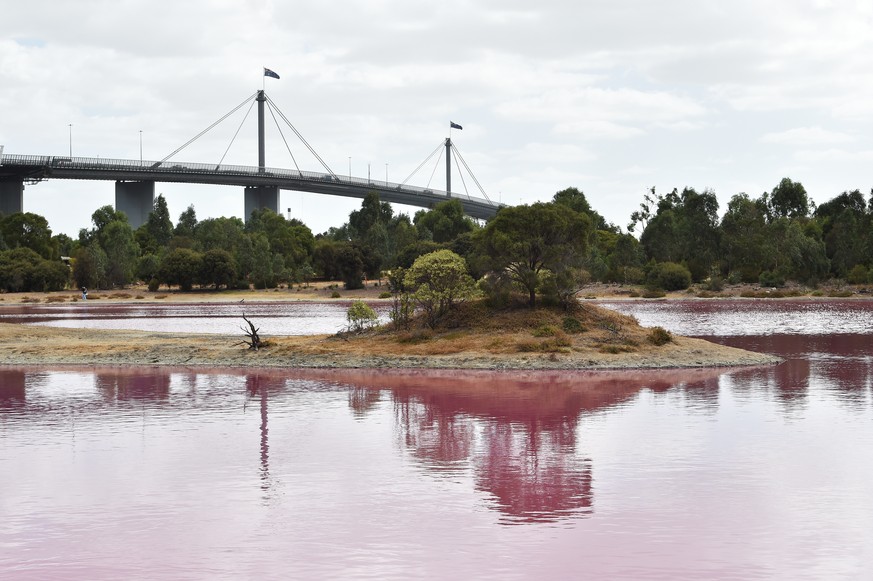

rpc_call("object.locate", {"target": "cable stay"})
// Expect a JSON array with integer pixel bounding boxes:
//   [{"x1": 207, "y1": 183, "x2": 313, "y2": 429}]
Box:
[
  {"x1": 400, "y1": 141, "x2": 443, "y2": 186},
  {"x1": 158, "y1": 91, "x2": 258, "y2": 165},
  {"x1": 265, "y1": 102, "x2": 303, "y2": 177},
  {"x1": 265, "y1": 95, "x2": 336, "y2": 178},
  {"x1": 216, "y1": 98, "x2": 257, "y2": 167},
  {"x1": 450, "y1": 142, "x2": 492, "y2": 204},
  {"x1": 426, "y1": 147, "x2": 445, "y2": 189},
  {"x1": 404, "y1": 137, "x2": 494, "y2": 205}
]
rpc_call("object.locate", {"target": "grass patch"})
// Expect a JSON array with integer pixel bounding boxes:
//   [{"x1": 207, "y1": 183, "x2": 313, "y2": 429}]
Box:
[
  {"x1": 532, "y1": 324, "x2": 559, "y2": 337},
  {"x1": 45, "y1": 296, "x2": 66, "y2": 303},
  {"x1": 827, "y1": 290, "x2": 853, "y2": 297},
  {"x1": 155, "y1": 294, "x2": 167, "y2": 299},
  {"x1": 641, "y1": 289, "x2": 666, "y2": 299},
  {"x1": 597, "y1": 344, "x2": 637, "y2": 354},
  {"x1": 396, "y1": 329, "x2": 433, "y2": 344}
]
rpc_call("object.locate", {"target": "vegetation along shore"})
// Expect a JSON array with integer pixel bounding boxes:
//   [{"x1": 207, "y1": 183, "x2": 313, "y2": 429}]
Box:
[{"x1": 5, "y1": 176, "x2": 871, "y2": 370}]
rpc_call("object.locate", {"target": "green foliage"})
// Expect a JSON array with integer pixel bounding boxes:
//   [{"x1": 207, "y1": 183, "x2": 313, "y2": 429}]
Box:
[
  {"x1": 346, "y1": 300, "x2": 379, "y2": 333},
  {"x1": 759, "y1": 270, "x2": 785, "y2": 288},
  {"x1": 200, "y1": 248, "x2": 237, "y2": 289},
  {"x1": 478, "y1": 202, "x2": 591, "y2": 307},
  {"x1": 769, "y1": 177, "x2": 810, "y2": 219},
  {"x1": 158, "y1": 248, "x2": 202, "y2": 291},
  {"x1": 0, "y1": 212, "x2": 56, "y2": 259},
  {"x1": 414, "y1": 199, "x2": 476, "y2": 243},
  {"x1": 404, "y1": 250, "x2": 476, "y2": 328},
  {"x1": 648, "y1": 262, "x2": 692, "y2": 291},
  {"x1": 562, "y1": 317, "x2": 586, "y2": 334},
  {"x1": 0, "y1": 248, "x2": 69, "y2": 292},
  {"x1": 175, "y1": 205, "x2": 198, "y2": 238},
  {"x1": 847, "y1": 264, "x2": 868, "y2": 285},
  {"x1": 147, "y1": 277, "x2": 160, "y2": 292},
  {"x1": 136, "y1": 254, "x2": 160, "y2": 283}
]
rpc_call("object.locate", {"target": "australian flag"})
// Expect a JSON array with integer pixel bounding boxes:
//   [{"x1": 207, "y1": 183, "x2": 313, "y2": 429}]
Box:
[
  {"x1": 264, "y1": 68, "x2": 280, "y2": 79},
  {"x1": 450, "y1": 121, "x2": 463, "y2": 130}
]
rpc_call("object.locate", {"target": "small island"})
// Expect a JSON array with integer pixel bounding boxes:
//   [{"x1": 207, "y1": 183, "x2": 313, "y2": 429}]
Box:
[{"x1": 0, "y1": 295, "x2": 778, "y2": 370}]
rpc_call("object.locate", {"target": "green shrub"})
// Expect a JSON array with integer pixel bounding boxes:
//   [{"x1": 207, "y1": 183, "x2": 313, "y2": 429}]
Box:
[
  {"x1": 648, "y1": 262, "x2": 692, "y2": 291},
  {"x1": 847, "y1": 264, "x2": 868, "y2": 285},
  {"x1": 562, "y1": 317, "x2": 586, "y2": 334},
  {"x1": 346, "y1": 300, "x2": 378, "y2": 333},
  {"x1": 147, "y1": 278, "x2": 160, "y2": 292},
  {"x1": 330, "y1": 291, "x2": 341, "y2": 298},
  {"x1": 648, "y1": 326, "x2": 673, "y2": 346},
  {"x1": 759, "y1": 270, "x2": 785, "y2": 288},
  {"x1": 378, "y1": 291, "x2": 392, "y2": 299},
  {"x1": 532, "y1": 324, "x2": 559, "y2": 337}
]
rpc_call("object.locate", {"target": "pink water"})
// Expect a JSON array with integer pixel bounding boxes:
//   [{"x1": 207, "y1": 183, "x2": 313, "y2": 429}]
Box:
[{"x1": 1, "y1": 299, "x2": 872, "y2": 579}]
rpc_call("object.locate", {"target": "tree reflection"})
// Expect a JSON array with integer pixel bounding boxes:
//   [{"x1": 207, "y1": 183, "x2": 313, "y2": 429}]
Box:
[
  {"x1": 299, "y1": 368, "x2": 728, "y2": 525},
  {"x1": 0, "y1": 369, "x2": 26, "y2": 408},
  {"x1": 246, "y1": 373, "x2": 287, "y2": 497},
  {"x1": 94, "y1": 369, "x2": 171, "y2": 401}
]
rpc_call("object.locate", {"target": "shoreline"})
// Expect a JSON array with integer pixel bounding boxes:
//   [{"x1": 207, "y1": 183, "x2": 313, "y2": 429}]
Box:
[{"x1": 0, "y1": 320, "x2": 781, "y2": 371}]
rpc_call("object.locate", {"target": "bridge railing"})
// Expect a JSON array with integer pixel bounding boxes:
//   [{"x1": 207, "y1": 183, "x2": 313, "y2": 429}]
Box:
[{"x1": 1, "y1": 153, "x2": 498, "y2": 207}]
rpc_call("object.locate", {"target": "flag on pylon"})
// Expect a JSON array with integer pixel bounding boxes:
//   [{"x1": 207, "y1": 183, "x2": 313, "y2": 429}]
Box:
[
  {"x1": 450, "y1": 121, "x2": 463, "y2": 130},
  {"x1": 264, "y1": 68, "x2": 280, "y2": 79}
]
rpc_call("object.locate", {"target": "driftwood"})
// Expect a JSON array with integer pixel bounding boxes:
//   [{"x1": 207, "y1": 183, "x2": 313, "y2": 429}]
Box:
[{"x1": 236, "y1": 314, "x2": 263, "y2": 351}]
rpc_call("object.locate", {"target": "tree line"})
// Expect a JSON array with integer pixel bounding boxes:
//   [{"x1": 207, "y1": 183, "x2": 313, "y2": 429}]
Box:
[{"x1": 1, "y1": 177, "x2": 872, "y2": 298}]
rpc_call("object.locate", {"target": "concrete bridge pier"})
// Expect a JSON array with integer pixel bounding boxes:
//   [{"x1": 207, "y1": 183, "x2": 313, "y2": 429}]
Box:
[
  {"x1": 244, "y1": 185, "x2": 279, "y2": 220},
  {"x1": 0, "y1": 177, "x2": 24, "y2": 216},
  {"x1": 115, "y1": 180, "x2": 155, "y2": 229}
]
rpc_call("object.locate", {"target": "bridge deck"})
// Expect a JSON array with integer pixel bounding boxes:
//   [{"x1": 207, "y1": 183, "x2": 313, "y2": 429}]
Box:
[{"x1": 0, "y1": 154, "x2": 502, "y2": 220}]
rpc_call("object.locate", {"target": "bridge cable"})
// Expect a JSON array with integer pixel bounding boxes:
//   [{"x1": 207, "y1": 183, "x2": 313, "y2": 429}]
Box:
[
  {"x1": 449, "y1": 142, "x2": 493, "y2": 204},
  {"x1": 158, "y1": 91, "x2": 258, "y2": 164},
  {"x1": 265, "y1": 101, "x2": 303, "y2": 176},
  {"x1": 400, "y1": 141, "x2": 444, "y2": 186},
  {"x1": 216, "y1": 98, "x2": 257, "y2": 167},
  {"x1": 426, "y1": 147, "x2": 445, "y2": 189},
  {"x1": 450, "y1": 147, "x2": 472, "y2": 200},
  {"x1": 264, "y1": 95, "x2": 336, "y2": 177}
]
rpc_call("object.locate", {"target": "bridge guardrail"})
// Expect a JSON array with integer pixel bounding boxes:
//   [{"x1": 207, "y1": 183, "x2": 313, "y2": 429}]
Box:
[{"x1": 0, "y1": 153, "x2": 499, "y2": 208}]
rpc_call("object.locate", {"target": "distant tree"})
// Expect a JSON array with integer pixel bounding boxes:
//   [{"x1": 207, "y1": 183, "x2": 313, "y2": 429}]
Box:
[
  {"x1": 0, "y1": 248, "x2": 68, "y2": 292},
  {"x1": 0, "y1": 212, "x2": 56, "y2": 259},
  {"x1": 175, "y1": 204, "x2": 198, "y2": 238},
  {"x1": 478, "y1": 202, "x2": 591, "y2": 307},
  {"x1": 72, "y1": 244, "x2": 108, "y2": 290},
  {"x1": 158, "y1": 248, "x2": 202, "y2": 291},
  {"x1": 336, "y1": 243, "x2": 365, "y2": 290},
  {"x1": 137, "y1": 194, "x2": 173, "y2": 254},
  {"x1": 720, "y1": 193, "x2": 769, "y2": 281},
  {"x1": 413, "y1": 199, "x2": 476, "y2": 243},
  {"x1": 769, "y1": 178, "x2": 811, "y2": 220},
  {"x1": 199, "y1": 248, "x2": 237, "y2": 289},
  {"x1": 552, "y1": 187, "x2": 609, "y2": 231},
  {"x1": 101, "y1": 220, "x2": 139, "y2": 287}
]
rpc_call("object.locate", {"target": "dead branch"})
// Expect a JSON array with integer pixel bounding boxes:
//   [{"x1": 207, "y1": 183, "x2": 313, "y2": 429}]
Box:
[{"x1": 236, "y1": 313, "x2": 263, "y2": 351}]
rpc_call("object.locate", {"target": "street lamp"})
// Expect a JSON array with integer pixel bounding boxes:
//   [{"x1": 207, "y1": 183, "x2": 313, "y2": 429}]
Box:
[
  {"x1": 385, "y1": 162, "x2": 389, "y2": 185},
  {"x1": 68, "y1": 124, "x2": 72, "y2": 157},
  {"x1": 139, "y1": 130, "x2": 143, "y2": 162},
  {"x1": 348, "y1": 156, "x2": 351, "y2": 180}
]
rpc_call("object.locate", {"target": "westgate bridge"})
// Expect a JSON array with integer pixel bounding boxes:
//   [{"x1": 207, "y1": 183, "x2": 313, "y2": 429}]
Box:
[{"x1": 0, "y1": 90, "x2": 502, "y2": 228}]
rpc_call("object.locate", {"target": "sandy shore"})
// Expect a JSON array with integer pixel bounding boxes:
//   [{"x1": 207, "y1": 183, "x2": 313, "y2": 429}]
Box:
[{"x1": 0, "y1": 320, "x2": 779, "y2": 370}]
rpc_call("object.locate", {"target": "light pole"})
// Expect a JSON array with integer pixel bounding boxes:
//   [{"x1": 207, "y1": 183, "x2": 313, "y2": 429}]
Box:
[
  {"x1": 68, "y1": 124, "x2": 72, "y2": 157},
  {"x1": 385, "y1": 162, "x2": 389, "y2": 185},
  {"x1": 139, "y1": 130, "x2": 143, "y2": 162},
  {"x1": 348, "y1": 156, "x2": 351, "y2": 180}
]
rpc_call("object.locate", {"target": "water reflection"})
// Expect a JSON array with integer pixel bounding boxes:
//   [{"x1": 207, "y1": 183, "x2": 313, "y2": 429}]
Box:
[
  {"x1": 95, "y1": 369, "x2": 171, "y2": 402},
  {"x1": 300, "y1": 368, "x2": 733, "y2": 524},
  {"x1": 0, "y1": 369, "x2": 26, "y2": 408},
  {"x1": 245, "y1": 373, "x2": 287, "y2": 496}
]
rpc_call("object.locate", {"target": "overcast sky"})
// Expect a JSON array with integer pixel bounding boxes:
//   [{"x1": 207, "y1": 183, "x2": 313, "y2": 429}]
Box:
[{"x1": 3, "y1": 0, "x2": 873, "y2": 237}]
